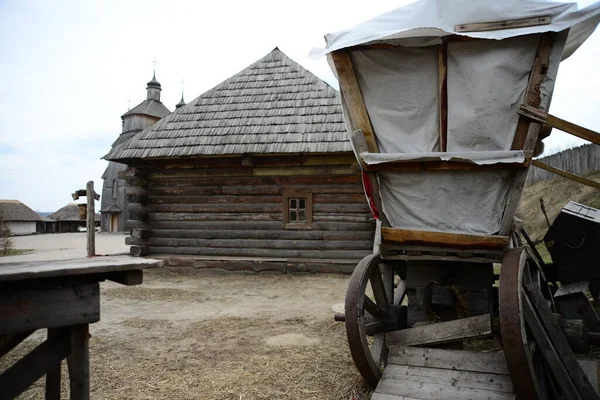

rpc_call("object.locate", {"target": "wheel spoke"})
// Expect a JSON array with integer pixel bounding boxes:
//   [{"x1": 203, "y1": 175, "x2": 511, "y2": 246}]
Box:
[
  {"x1": 370, "y1": 265, "x2": 389, "y2": 309},
  {"x1": 370, "y1": 333, "x2": 385, "y2": 367},
  {"x1": 364, "y1": 296, "x2": 386, "y2": 318}
]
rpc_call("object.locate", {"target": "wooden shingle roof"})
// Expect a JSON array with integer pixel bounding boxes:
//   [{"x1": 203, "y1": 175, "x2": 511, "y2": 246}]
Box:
[
  {"x1": 0, "y1": 200, "x2": 40, "y2": 221},
  {"x1": 105, "y1": 48, "x2": 349, "y2": 161}
]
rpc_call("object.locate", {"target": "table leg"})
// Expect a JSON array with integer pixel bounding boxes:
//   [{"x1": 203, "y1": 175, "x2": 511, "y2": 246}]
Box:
[
  {"x1": 67, "y1": 324, "x2": 89, "y2": 400},
  {"x1": 45, "y1": 328, "x2": 62, "y2": 400}
]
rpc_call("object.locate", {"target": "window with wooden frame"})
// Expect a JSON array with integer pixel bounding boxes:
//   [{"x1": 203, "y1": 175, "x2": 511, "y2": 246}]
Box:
[{"x1": 282, "y1": 191, "x2": 312, "y2": 229}]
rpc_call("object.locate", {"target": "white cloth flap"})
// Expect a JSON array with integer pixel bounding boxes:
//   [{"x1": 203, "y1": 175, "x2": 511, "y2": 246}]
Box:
[
  {"x1": 351, "y1": 47, "x2": 440, "y2": 153},
  {"x1": 379, "y1": 170, "x2": 514, "y2": 235},
  {"x1": 447, "y1": 36, "x2": 538, "y2": 152},
  {"x1": 361, "y1": 150, "x2": 527, "y2": 165},
  {"x1": 310, "y1": 0, "x2": 600, "y2": 62}
]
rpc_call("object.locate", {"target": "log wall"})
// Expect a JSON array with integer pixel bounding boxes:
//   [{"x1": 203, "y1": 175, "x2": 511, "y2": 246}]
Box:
[
  {"x1": 124, "y1": 154, "x2": 375, "y2": 268},
  {"x1": 528, "y1": 143, "x2": 600, "y2": 183}
]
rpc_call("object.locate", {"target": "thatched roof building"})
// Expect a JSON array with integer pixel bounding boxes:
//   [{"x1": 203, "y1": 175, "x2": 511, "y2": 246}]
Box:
[
  {"x1": 0, "y1": 200, "x2": 40, "y2": 235},
  {"x1": 105, "y1": 48, "x2": 350, "y2": 161},
  {"x1": 49, "y1": 203, "x2": 100, "y2": 222},
  {"x1": 103, "y1": 48, "x2": 373, "y2": 272},
  {"x1": 0, "y1": 200, "x2": 40, "y2": 221}
]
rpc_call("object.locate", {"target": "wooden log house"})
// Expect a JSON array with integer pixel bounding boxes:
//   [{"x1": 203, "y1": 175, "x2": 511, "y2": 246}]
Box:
[{"x1": 104, "y1": 48, "x2": 375, "y2": 272}]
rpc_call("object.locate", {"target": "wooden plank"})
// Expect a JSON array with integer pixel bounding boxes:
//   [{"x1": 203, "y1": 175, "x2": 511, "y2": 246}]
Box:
[
  {"x1": 0, "y1": 333, "x2": 70, "y2": 400},
  {"x1": 67, "y1": 324, "x2": 90, "y2": 400},
  {"x1": 382, "y1": 364, "x2": 514, "y2": 393},
  {"x1": 511, "y1": 33, "x2": 556, "y2": 150},
  {"x1": 0, "y1": 256, "x2": 162, "y2": 282},
  {"x1": 331, "y1": 51, "x2": 379, "y2": 153},
  {"x1": 518, "y1": 104, "x2": 600, "y2": 145},
  {"x1": 371, "y1": 394, "x2": 421, "y2": 400},
  {"x1": 521, "y1": 289, "x2": 583, "y2": 400},
  {"x1": 526, "y1": 283, "x2": 600, "y2": 399},
  {"x1": 0, "y1": 331, "x2": 34, "y2": 358},
  {"x1": 382, "y1": 228, "x2": 509, "y2": 249},
  {"x1": 375, "y1": 377, "x2": 515, "y2": 400},
  {"x1": 387, "y1": 314, "x2": 492, "y2": 347},
  {"x1": 438, "y1": 42, "x2": 448, "y2": 151},
  {"x1": 0, "y1": 284, "x2": 100, "y2": 334},
  {"x1": 456, "y1": 15, "x2": 551, "y2": 33},
  {"x1": 362, "y1": 159, "x2": 529, "y2": 171},
  {"x1": 388, "y1": 346, "x2": 510, "y2": 375},
  {"x1": 532, "y1": 160, "x2": 600, "y2": 190}
]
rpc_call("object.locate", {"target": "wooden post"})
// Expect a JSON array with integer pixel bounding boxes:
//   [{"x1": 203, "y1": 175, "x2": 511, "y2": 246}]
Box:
[
  {"x1": 86, "y1": 181, "x2": 95, "y2": 257},
  {"x1": 67, "y1": 324, "x2": 90, "y2": 400},
  {"x1": 45, "y1": 328, "x2": 62, "y2": 400}
]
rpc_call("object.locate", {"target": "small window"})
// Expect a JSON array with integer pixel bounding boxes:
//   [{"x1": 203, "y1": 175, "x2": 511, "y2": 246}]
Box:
[
  {"x1": 112, "y1": 179, "x2": 117, "y2": 198},
  {"x1": 283, "y1": 191, "x2": 312, "y2": 229}
]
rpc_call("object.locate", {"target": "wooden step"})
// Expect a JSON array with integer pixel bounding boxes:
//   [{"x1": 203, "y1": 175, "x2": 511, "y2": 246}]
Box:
[
  {"x1": 373, "y1": 346, "x2": 515, "y2": 399},
  {"x1": 386, "y1": 314, "x2": 492, "y2": 347}
]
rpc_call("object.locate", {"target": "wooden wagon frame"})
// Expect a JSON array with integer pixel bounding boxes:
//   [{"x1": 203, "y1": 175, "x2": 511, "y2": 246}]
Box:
[{"x1": 319, "y1": 2, "x2": 600, "y2": 398}]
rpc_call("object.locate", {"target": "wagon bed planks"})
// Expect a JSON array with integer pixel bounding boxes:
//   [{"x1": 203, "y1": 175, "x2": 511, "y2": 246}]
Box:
[{"x1": 374, "y1": 346, "x2": 515, "y2": 399}]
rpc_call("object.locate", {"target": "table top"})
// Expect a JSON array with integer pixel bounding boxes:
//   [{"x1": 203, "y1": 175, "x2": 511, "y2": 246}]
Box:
[{"x1": 0, "y1": 256, "x2": 163, "y2": 282}]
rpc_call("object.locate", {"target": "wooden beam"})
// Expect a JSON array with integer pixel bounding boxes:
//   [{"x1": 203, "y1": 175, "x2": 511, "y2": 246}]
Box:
[
  {"x1": 456, "y1": 15, "x2": 551, "y2": 33},
  {"x1": 45, "y1": 328, "x2": 64, "y2": 400},
  {"x1": 387, "y1": 314, "x2": 492, "y2": 347},
  {"x1": 0, "y1": 331, "x2": 34, "y2": 358},
  {"x1": 438, "y1": 42, "x2": 448, "y2": 151},
  {"x1": 532, "y1": 160, "x2": 600, "y2": 190},
  {"x1": 362, "y1": 159, "x2": 529, "y2": 172},
  {"x1": 0, "y1": 284, "x2": 100, "y2": 335},
  {"x1": 67, "y1": 324, "x2": 90, "y2": 400},
  {"x1": 0, "y1": 334, "x2": 71, "y2": 400},
  {"x1": 86, "y1": 181, "x2": 95, "y2": 257},
  {"x1": 331, "y1": 51, "x2": 379, "y2": 153},
  {"x1": 511, "y1": 33, "x2": 557, "y2": 150},
  {"x1": 382, "y1": 228, "x2": 510, "y2": 249},
  {"x1": 524, "y1": 283, "x2": 600, "y2": 400},
  {"x1": 518, "y1": 104, "x2": 600, "y2": 145}
]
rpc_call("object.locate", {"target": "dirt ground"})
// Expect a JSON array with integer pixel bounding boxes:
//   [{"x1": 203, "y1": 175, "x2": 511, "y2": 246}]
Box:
[{"x1": 0, "y1": 234, "x2": 370, "y2": 399}]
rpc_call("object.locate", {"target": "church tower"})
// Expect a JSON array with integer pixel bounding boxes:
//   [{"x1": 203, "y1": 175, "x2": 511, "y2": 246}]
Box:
[{"x1": 100, "y1": 73, "x2": 171, "y2": 232}]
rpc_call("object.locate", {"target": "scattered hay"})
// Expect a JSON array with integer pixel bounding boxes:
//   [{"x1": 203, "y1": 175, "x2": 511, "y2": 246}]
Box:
[
  {"x1": 2, "y1": 316, "x2": 371, "y2": 400},
  {"x1": 103, "y1": 287, "x2": 207, "y2": 302}
]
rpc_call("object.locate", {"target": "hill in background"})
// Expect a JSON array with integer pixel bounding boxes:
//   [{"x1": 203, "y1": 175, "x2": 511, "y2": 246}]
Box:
[{"x1": 517, "y1": 169, "x2": 600, "y2": 243}]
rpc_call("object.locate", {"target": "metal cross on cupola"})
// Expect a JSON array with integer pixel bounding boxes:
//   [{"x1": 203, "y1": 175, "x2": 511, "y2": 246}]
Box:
[{"x1": 72, "y1": 181, "x2": 101, "y2": 257}]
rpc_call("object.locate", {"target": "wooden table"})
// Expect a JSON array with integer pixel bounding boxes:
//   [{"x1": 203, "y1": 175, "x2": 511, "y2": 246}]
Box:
[{"x1": 0, "y1": 256, "x2": 163, "y2": 400}]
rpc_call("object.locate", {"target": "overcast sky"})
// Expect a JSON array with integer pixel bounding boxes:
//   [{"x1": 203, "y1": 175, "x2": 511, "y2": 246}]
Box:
[{"x1": 0, "y1": 0, "x2": 598, "y2": 212}]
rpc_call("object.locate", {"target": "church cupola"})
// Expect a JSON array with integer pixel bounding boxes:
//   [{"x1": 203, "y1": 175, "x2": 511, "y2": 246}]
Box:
[
  {"x1": 146, "y1": 72, "x2": 162, "y2": 101},
  {"x1": 175, "y1": 92, "x2": 186, "y2": 109}
]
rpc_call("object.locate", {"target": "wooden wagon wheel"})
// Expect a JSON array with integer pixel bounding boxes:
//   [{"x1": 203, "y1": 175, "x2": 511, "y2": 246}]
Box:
[
  {"x1": 500, "y1": 246, "x2": 579, "y2": 400},
  {"x1": 345, "y1": 253, "x2": 407, "y2": 388}
]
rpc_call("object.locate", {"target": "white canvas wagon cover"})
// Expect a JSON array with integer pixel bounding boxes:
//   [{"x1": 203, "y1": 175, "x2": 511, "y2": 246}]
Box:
[{"x1": 311, "y1": 0, "x2": 600, "y2": 236}]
